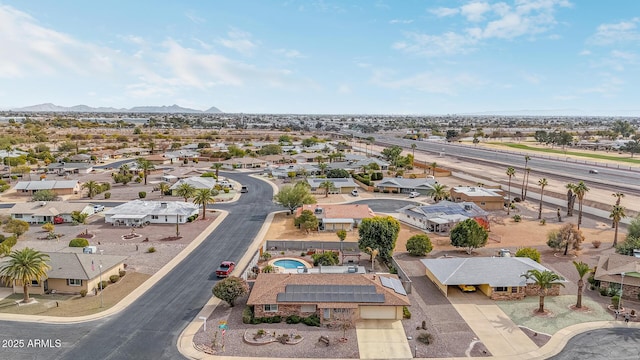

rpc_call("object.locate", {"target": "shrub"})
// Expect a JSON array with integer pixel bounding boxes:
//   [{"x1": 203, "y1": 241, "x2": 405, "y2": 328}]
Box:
[
  {"x1": 406, "y1": 234, "x2": 433, "y2": 256},
  {"x1": 612, "y1": 295, "x2": 621, "y2": 308},
  {"x1": 147, "y1": 246, "x2": 156, "y2": 253},
  {"x1": 119, "y1": 270, "x2": 126, "y2": 278},
  {"x1": 301, "y1": 314, "x2": 320, "y2": 327},
  {"x1": 79, "y1": 289, "x2": 88, "y2": 297},
  {"x1": 512, "y1": 214, "x2": 522, "y2": 222},
  {"x1": 99, "y1": 280, "x2": 109, "y2": 290},
  {"x1": 382, "y1": 189, "x2": 390, "y2": 193},
  {"x1": 600, "y1": 287, "x2": 608, "y2": 296},
  {"x1": 109, "y1": 275, "x2": 120, "y2": 283},
  {"x1": 286, "y1": 315, "x2": 302, "y2": 324},
  {"x1": 104, "y1": 192, "x2": 111, "y2": 199},
  {"x1": 260, "y1": 252, "x2": 272, "y2": 261},
  {"x1": 68, "y1": 238, "x2": 89, "y2": 247},
  {"x1": 539, "y1": 219, "x2": 546, "y2": 225},
  {"x1": 261, "y1": 265, "x2": 275, "y2": 273},
  {"x1": 417, "y1": 332, "x2": 433, "y2": 345},
  {"x1": 139, "y1": 191, "x2": 147, "y2": 199},
  {"x1": 311, "y1": 251, "x2": 339, "y2": 266},
  {"x1": 403, "y1": 306, "x2": 411, "y2": 319},
  {"x1": 42, "y1": 223, "x2": 55, "y2": 233},
  {"x1": 515, "y1": 247, "x2": 541, "y2": 263},
  {"x1": 242, "y1": 306, "x2": 254, "y2": 324},
  {"x1": 223, "y1": 188, "x2": 230, "y2": 193}
]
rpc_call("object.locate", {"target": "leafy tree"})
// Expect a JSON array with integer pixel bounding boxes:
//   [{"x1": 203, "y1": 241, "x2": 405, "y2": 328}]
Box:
[
  {"x1": 572, "y1": 181, "x2": 590, "y2": 229},
  {"x1": 326, "y1": 168, "x2": 350, "y2": 178},
  {"x1": 406, "y1": 234, "x2": 433, "y2": 256},
  {"x1": 381, "y1": 145, "x2": 403, "y2": 166},
  {"x1": 71, "y1": 211, "x2": 88, "y2": 224},
  {"x1": 610, "y1": 205, "x2": 626, "y2": 247},
  {"x1": 450, "y1": 219, "x2": 488, "y2": 255},
  {"x1": 521, "y1": 269, "x2": 565, "y2": 313},
  {"x1": 317, "y1": 163, "x2": 328, "y2": 176},
  {"x1": 31, "y1": 189, "x2": 57, "y2": 201},
  {"x1": 319, "y1": 180, "x2": 336, "y2": 197},
  {"x1": 301, "y1": 137, "x2": 319, "y2": 147},
  {"x1": 427, "y1": 183, "x2": 448, "y2": 202},
  {"x1": 547, "y1": 223, "x2": 584, "y2": 256},
  {"x1": 336, "y1": 229, "x2": 347, "y2": 252},
  {"x1": 274, "y1": 183, "x2": 316, "y2": 214},
  {"x1": 278, "y1": 135, "x2": 293, "y2": 145},
  {"x1": 0, "y1": 248, "x2": 51, "y2": 303},
  {"x1": 82, "y1": 180, "x2": 100, "y2": 199},
  {"x1": 3, "y1": 219, "x2": 29, "y2": 237},
  {"x1": 505, "y1": 167, "x2": 515, "y2": 215},
  {"x1": 615, "y1": 235, "x2": 640, "y2": 256},
  {"x1": 573, "y1": 261, "x2": 592, "y2": 309},
  {"x1": 537, "y1": 178, "x2": 548, "y2": 220},
  {"x1": 227, "y1": 145, "x2": 245, "y2": 158},
  {"x1": 311, "y1": 252, "x2": 339, "y2": 266},
  {"x1": 622, "y1": 140, "x2": 640, "y2": 157},
  {"x1": 212, "y1": 276, "x2": 248, "y2": 307},
  {"x1": 258, "y1": 144, "x2": 282, "y2": 155},
  {"x1": 515, "y1": 247, "x2": 541, "y2": 263},
  {"x1": 193, "y1": 188, "x2": 217, "y2": 220},
  {"x1": 175, "y1": 183, "x2": 197, "y2": 202},
  {"x1": 358, "y1": 216, "x2": 400, "y2": 264},
  {"x1": 294, "y1": 210, "x2": 318, "y2": 233},
  {"x1": 112, "y1": 173, "x2": 133, "y2": 185},
  {"x1": 611, "y1": 120, "x2": 635, "y2": 138}
]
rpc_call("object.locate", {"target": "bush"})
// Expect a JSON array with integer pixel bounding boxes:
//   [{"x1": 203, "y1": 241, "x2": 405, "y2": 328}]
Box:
[
  {"x1": 406, "y1": 234, "x2": 433, "y2": 256},
  {"x1": 147, "y1": 246, "x2": 156, "y2": 253},
  {"x1": 301, "y1": 314, "x2": 320, "y2": 327},
  {"x1": 119, "y1": 270, "x2": 126, "y2": 278},
  {"x1": 68, "y1": 238, "x2": 89, "y2": 247},
  {"x1": 260, "y1": 252, "x2": 272, "y2": 261},
  {"x1": 403, "y1": 306, "x2": 411, "y2": 319},
  {"x1": 223, "y1": 188, "x2": 230, "y2": 193},
  {"x1": 109, "y1": 275, "x2": 120, "y2": 283},
  {"x1": 99, "y1": 280, "x2": 109, "y2": 290},
  {"x1": 286, "y1": 315, "x2": 302, "y2": 324},
  {"x1": 539, "y1": 219, "x2": 546, "y2": 225},
  {"x1": 600, "y1": 287, "x2": 608, "y2": 296},
  {"x1": 261, "y1": 265, "x2": 275, "y2": 273},
  {"x1": 612, "y1": 295, "x2": 621, "y2": 308},
  {"x1": 139, "y1": 191, "x2": 147, "y2": 199},
  {"x1": 104, "y1": 192, "x2": 111, "y2": 199},
  {"x1": 79, "y1": 289, "x2": 88, "y2": 297},
  {"x1": 417, "y1": 332, "x2": 433, "y2": 345},
  {"x1": 311, "y1": 252, "x2": 339, "y2": 266},
  {"x1": 242, "y1": 306, "x2": 254, "y2": 324},
  {"x1": 513, "y1": 214, "x2": 522, "y2": 222},
  {"x1": 515, "y1": 247, "x2": 541, "y2": 263},
  {"x1": 592, "y1": 240, "x2": 602, "y2": 248}
]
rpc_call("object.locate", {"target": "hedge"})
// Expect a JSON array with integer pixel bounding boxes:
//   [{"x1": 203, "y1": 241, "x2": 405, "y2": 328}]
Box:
[{"x1": 69, "y1": 238, "x2": 90, "y2": 247}]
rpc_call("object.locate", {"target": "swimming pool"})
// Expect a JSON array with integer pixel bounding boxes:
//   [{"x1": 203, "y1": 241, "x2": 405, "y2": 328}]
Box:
[{"x1": 273, "y1": 259, "x2": 307, "y2": 269}]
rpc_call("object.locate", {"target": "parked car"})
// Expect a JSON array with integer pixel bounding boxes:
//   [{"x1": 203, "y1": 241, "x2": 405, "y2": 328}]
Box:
[
  {"x1": 589, "y1": 169, "x2": 599, "y2": 174},
  {"x1": 351, "y1": 189, "x2": 359, "y2": 196},
  {"x1": 409, "y1": 191, "x2": 420, "y2": 198},
  {"x1": 458, "y1": 284, "x2": 477, "y2": 292},
  {"x1": 216, "y1": 261, "x2": 236, "y2": 278},
  {"x1": 93, "y1": 205, "x2": 105, "y2": 212},
  {"x1": 53, "y1": 216, "x2": 64, "y2": 224}
]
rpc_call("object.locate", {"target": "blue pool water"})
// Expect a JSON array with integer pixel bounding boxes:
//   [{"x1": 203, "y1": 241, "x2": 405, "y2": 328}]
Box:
[{"x1": 273, "y1": 259, "x2": 306, "y2": 269}]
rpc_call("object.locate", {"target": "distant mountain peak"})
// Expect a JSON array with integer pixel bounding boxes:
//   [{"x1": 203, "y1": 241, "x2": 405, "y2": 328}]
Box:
[{"x1": 9, "y1": 103, "x2": 223, "y2": 113}]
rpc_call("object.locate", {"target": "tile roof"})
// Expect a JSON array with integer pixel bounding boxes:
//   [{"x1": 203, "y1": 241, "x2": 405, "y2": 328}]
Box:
[{"x1": 377, "y1": 178, "x2": 436, "y2": 189}]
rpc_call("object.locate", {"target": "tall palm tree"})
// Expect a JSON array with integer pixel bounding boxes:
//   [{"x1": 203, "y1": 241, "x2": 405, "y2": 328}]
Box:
[
  {"x1": 427, "y1": 183, "x2": 448, "y2": 202},
  {"x1": 319, "y1": 180, "x2": 336, "y2": 197},
  {"x1": 317, "y1": 163, "x2": 328, "y2": 176},
  {"x1": 565, "y1": 183, "x2": 576, "y2": 217},
  {"x1": 612, "y1": 192, "x2": 625, "y2": 227},
  {"x1": 521, "y1": 155, "x2": 530, "y2": 200},
  {"x1": 158, "y1": 182, "x2": 170, "y2": 197},
  {"x1": 506, "y1": 167, "x2": 516, "y2": 215},
  {"x1": 0, "y1": 248, "x2": 50, "y2": 303},
  {"x1": 537, "y1": 178, "x2": 548, "y2": 220},
  {"x1": 410, "y1": 143, "x2": 417, "y2": 166},
  {"x1": 573, "y1": 261, "x2": 592, "y2": 309},
  {"x1": 212, "y1": 163, "x2": 224, "y2": 179},
  {"x1": 521, "y1": 269, "x2": 565, "y2": 313},
  {"x1": 573, "y1": 181, "x2": 590, "y2": 229},
  {"x1": 315, "y1": 155, "x2": 325, "y2": 164},
  {"x1": 430, "y1": 162, "x2": 437, "y2": 176},
  {"x1": 175, "y1": 183, "x2": 196, "y2": 202},
  {"x1": 610, "y1": 205, "x2": 626, "y2": 247},
  {"x1": 136, "y1": 158, "x2": 155, "y2": 185},
  {"x1": 193, "y1": 188, "x2": 216, "y2": 220},
  {"x1": 82, "y1": 180, "x2": 99, "y2": 199},
  {"x1": 523, "y1": 167, "x2": 531, "y2": 201}
]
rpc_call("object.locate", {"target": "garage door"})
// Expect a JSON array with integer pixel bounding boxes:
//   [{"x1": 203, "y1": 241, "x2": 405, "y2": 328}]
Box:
[{"x1": 360, "y1": 306, "x2": 397, "y2": 319}]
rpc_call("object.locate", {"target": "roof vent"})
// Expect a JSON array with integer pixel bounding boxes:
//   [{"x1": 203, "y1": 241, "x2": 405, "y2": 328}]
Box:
[
  {"x1": 160, "y1": 202, "x2": 167, "y2": 208},
  {"x1": 464, "y1": 204, "x2": 472, "y2": 211}
]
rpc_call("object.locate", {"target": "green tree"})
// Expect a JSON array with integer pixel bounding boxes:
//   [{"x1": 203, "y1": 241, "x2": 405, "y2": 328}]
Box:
[
  {"x1": 358, "y1": 216, "x2": 400, "y2": 264},
  {"x1": 274, "y1": 183, "x2": 316, "y2": 214},
  {"x1": 175, "y1": 183, "x2": 197, "y2": 202},
  {"x1": 112, "y1": 173, "x2": 133, "y2": 185},
  {"x1": 319, "y1": 180, "x2": 336, "y2": 197},
  {"x1": 515, "y1": 247, "x2": 541, "y2": 263},
  {"x1": 136, "y1": 158, "x2": 155, "y2": 185},
  {"x1": 537, "y1": 178, "x2": 548, "y2": 220},
  {"x1": 430, "y1": 162, "x2": 437, "y2": 176},
  {"x1": 450, "y1": 219, "x2": 489, "y2": 255},
  {"x1": 427, "y1": 183, "x2": 448, "y2": 202},
  {"x1": 317, "y1": 162, "x2": 328, "y2": 176},
  {"x1": 336, "y1": 229, "x2": 347, "y2": 253},
  {"x1": 615, "y1": 233, "x2": 640, "y2": 256},
  {"x1": 3, "y1": 219, "x2": 29, "y2": 237},
  {"x1": 547, "y1": 223, "x2": 584, "y2": 256},
  {"x1": 410, "y1": 143, "x2": 417, "y2": 166},
  {"x1": 622, "y1": 140, "x2": 640, "y2": 157},
  {"x1": 158, "y1": 182, "x2": 170, "y2": 197},
  {"x1": 573, "y1": 261, "x2": 592, "y2": 309},
  {"x1": 212, "y1": 276, "x2": 248, "y2": 307},
  {"x1": 380, "y1": 145, "x2": 403, "y2": 167},
  {"x1": 506, "y1": 167, "x2": 516, "y2": 215},
  {"x1": 71, "y1": 211, "x2": 88, "y2": 224},
  {"x1": 311, "y1": 252, "x2": 339, "y2": 266},
  {"x1": 406, "y1": 234, "x2": 433, "y2": 256},
  {"x1": 258, "y1": 144, "x2": 282, "y2": 155},
  {"x1": 573, "y1": 181, "x2": 590, "y2": 229},
  {"x1": 193, "y1": 188, "x2": 217, "y2": 220},
  {"x1": 212, "y1": 163, "x2": 224, "y2": 178},
  {"x1": 610, "y1": 205, "x2": 626, "y2": 247},
  {"x1": 521, "y1": 269, "x2": 565, "y2": 313},
  {"x1": 0, "y1": 248, "x2": 51, "y2": 303},
  {"x1": 31, "y1": 189, "x2": 57, "y2": 201},
  {"x1": 294, "y1": 210, "x2": 318, "y2": 233},
  {"x1": 82, "y1": 180, "x2": 99, "y2": 199},
  {"x1": 41, "y1": 223, "x2": 55, "y2": 233}
]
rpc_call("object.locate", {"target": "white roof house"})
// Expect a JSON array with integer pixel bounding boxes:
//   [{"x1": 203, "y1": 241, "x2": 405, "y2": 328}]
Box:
[
  {"x1": 104, "y1": 200, "x2": 199, "y2": 227},
  {"x1": 169, "y1": 177, "x2": 217, "y2": 191}
]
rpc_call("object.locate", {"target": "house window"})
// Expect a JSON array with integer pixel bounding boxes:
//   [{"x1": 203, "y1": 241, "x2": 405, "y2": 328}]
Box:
[
  {"x1": 333, "y1": 308, "x2": 349, "y2": 313},
  {"x1": 495, "y1": 286, "x2": 508, "y2": 292},
  {"x1": 480, "y1": 202, "x2": 486, "y2": 206},
  {"x1": 264, "y1": 304, "x2": 278, "y2": 312},
  {"x1": 151, "y1": 215, "x2": 159, "y2": 220},
  {"x1": 31, "y1": 280, "x2": 39, "y2": 286},
  {"x1": 14, "y1": 214, "x2": 23, "y2": 219},
  {"x1": 511, "y1": 287, "x2": 518, "y2": 293},
  {"x1": 67, "y1": 279, "x2": 82, "y2": 286},
  {"x1": 301, "y1": 304, "x2": 316, "y2": 313}
]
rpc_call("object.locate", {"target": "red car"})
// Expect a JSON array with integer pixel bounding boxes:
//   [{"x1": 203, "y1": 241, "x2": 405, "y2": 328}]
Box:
[
  {"x1": 216, "y1": 261, "x2": 236, "y2": 278},
  {"x1": 53, "y1": 216, "x2": 64, "y2": 224}
]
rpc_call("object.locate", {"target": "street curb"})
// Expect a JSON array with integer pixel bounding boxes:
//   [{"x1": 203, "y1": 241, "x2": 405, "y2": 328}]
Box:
[{"x1": 0, "y1": 210, "x2": 229, "y2": 324}]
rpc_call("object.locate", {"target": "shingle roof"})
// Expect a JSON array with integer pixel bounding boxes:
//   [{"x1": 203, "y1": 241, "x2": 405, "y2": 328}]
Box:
[
  {"x1": 296, "y1": 204, "x2": 375, "y2": 220},
  {"x1": 169, "y1": 177, "x2": 217, "y2": 190},
  {"x1": 594, "y1": 254, "x2": 640, "y2": 287},
  {"x1": 377, "y1": 178, "x2": 436, "y2": 189},
  {"x1": 307, "y1": 178, "x2": 357, "y2": 189}
]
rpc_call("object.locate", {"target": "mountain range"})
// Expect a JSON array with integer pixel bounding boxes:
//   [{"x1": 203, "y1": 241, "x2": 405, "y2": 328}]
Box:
[{"x1": 7, "y1": 103, "x2": 222, "y2": 114}]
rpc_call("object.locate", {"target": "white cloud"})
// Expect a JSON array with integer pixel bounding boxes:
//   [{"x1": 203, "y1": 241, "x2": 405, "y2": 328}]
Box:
[
  {"x1": 589, "y1": 18, "x2": 640, "y2": 45},
  {"x1": 185, "y1": 11, "x2": 205, "y2": 24},
  {"x1": 337, "y1": 84, "x2": 351, "y2": 94},
  {"x1": 389, "y1": 19, "x2": 414, "y2": 24},
  {"x1": 580, "y1": 74, "x2": 623, "y2": 97},
  {"x1": 579, "y1": 50, "x2": 591, "y2": 56},
  {"x1": 274, "y1": 48, "x2": 306, "y2": 58},
  {"x1": 216, "y1": 29, "x2": 258, "y2": 55},
  {"x1": 393, "y1": 31, "x2": 477, "y2": 56},
  {"x1": 429, "y1": 7, "x2": 459, "y2": 17},
  {"x1": 461, "y1": 2, "x2": 492, "y2": 22}
]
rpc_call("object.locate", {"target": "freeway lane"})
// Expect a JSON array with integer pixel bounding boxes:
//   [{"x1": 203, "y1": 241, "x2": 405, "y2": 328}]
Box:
[{"x1": 0, "y1": 173, "x2": 278, "y2": 360}]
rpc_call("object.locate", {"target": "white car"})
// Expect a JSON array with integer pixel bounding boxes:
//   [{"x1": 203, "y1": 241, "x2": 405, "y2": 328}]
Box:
[
  {"x1": 409, "y1": 191, "x2": 420, "y2": 198},
  {"x1": 93, "y1": 205, "x2": 105, "y2": 212},
  {"x1": 351, "y1": 189, "x2": 359, "y2": 196}
]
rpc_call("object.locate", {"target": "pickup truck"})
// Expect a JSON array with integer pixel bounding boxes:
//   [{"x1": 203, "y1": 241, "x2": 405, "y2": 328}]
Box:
[{"x1": 216, "y1": 261, "x2": 236, "y2": 278}]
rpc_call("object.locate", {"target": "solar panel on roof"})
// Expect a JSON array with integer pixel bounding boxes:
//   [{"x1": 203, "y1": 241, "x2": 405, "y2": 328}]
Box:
[
  {"x1": 380, "y1": 276, "x2": 407, "y2": 296},
  {"x1": 277, "y1": 285, "x2": 384, "y2": 303}
]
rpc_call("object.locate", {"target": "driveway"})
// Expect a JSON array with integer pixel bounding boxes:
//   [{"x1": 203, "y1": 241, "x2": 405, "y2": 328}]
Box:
[{"x1": 356, "y1": 319, "x2": 413, "y2": 359}]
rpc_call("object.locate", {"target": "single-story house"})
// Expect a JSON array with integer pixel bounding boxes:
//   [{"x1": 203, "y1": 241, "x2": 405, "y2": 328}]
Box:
[
  {"x1": 3, "y1": 251, "x2": 126, "y2": 296},
  {"x1": 114, "y1": 147, "x2": 150, "y2": 157},
  {"x1": 0, "y1": 149, "x2": 28, "y2": 160},
  {"x1": 397, "y1": 201, "x2": 489, "y2": 233},
  {"x1": 68, "y1": 154, "x2": 92, "y2": 163},
  {"x1": 271, "y1": 164, "x2": 321, "y2": 179},
  {"x1": 14, "y1": 180, "x2": 81, "y2": 196},
  {"x1": 47, "y1": 162, "x2": 93, "y2": 175},
  {"x1": 449, "y1": 186, "x2": 504, "y2": 211},
  {"x1": 221, "y1": 157, "x2": 268, "y2": 169},
  {"x1": 169, "y1": 176, "x2": 217, "y2": 195},
  {"x1": 351, "y1": 158, "x2": 390, "y2": 171},
  {"x1": 306, "y1": 178, "x2": 358, "y2": 194},
  {"x1": 103, "y1": 200, "x2": 199, "y2": 227},
  {"x1": 258, "y1": 154, "x2": 296, "y2": 165},
  {"x1": 91, "y1": 149, "x2": 115, "y2": 161},
  {"x1": 422, "y1": 257, "x2": 565, "y2": 300},
  {"x1": 594, "y1": 254, "x2": 640, "y2": 301},
  {"x1": 143, "y1": 154, "x2": 172, "y2": 165},
  {"x1": 9, "y1": 201, "x2": 94, "y2": 224},
  {"x1": 376, "y1": 178, "x2": 436, "y2": 194},
  {"x1": 295, "y1": 204, "x2": 375, "y2": 231},
  {"x1": 164, "y1": 150, "x2": 201, "y2": 161},
  {"x1": 247, "y1": 273, "x2": 410, "y2": 324}
]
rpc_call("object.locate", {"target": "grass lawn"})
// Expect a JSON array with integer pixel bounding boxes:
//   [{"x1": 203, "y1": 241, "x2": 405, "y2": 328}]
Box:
[
  {"x1": 496, "y1": 295, "x2": 613, "y2": 335},
  {"x1": 489, "y1": 142, "x2": 640, "y2": 165},
  {"x1": 0, "y1": 272, "x2": 150, "y2": 317}
]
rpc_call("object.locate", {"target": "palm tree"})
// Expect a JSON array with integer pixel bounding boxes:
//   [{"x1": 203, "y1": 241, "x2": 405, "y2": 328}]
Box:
[
  {"x1": 521, "y1": 269, "x2": 565, "y2": 313},
  {"x1": 430, "y1": 162, "x2": 437, "y2": 176},
  {"x1": 82, "y1": 180, "x2": 99, "y2": 199},
  {"x1": 0, "y1": 248, "x2": 50, "y2": 303},
  {"x1": 537, "y1": 178, "x2": 548, "y2": 220},
  {"x1": 119, "y1": 163, "x2": 130, "y2": 175},
  {"x1": 523, "y1": 167, "x2": 531, "y2": 201},
  {"x1": 319, "y1": 180, "x2": 336, "y2": 197},
  {"x1": 410, "y1": 143, "x2": 417, "y2": 166},
  {"x1": 573, "y1": 261, "x2": 592, "y2": 309},
  {"x1": 315, "y1": 155, "x2": 325, "y2": 164},
  {"x1": 573, "y1": 181, "x2": 590, "y2": 229},
  {"x1": 193, "y1": 188, "x2": 216, "y2": 220},
  {"x1": 317, "y1": 163, "x2": 328, "y2": 176},
  {"x1": 506, "y1": 167, "x2": 516, "y2": 215},
  {"x1": 565, "y1": 183, "x2": 576, "y2": 217},
  {"x1": 521, "y1": 155, "x2": 530, "y2": 200},
  {"x1": 175, "y1": 183, "x2": 196, "y2": 202},
  {"x1": 158, "y1": 182, "x2": 170, "y2": 197},
  {"x1": 610, "y1": 205, "x2": 626, "y2": 247},
  {"x1": 212, "y1": 163, "x2": 224, "y2": 179},
  {"x1": 612, "y1": 192, "x2": 625, "y2": 227},
  {"x1": 427, "y1": 183, "x2": 448, "y2": 202},
  {"x1": 136, "y1": 158, "x2": 155, "y2": 185}
]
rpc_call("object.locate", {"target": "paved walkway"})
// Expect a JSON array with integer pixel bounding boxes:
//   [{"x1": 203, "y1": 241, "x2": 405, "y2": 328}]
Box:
[{"x1": 356, "y1": 319, "x2": 413, "y2": 359}]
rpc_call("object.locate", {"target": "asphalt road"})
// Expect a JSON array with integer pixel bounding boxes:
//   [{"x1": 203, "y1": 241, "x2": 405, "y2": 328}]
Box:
[
  {"x1": 0, "y1": 172, "x2": 279, "y2": 360},
  {"x1": 548, "y1": 327, "x2": 640, "y2": 360}
]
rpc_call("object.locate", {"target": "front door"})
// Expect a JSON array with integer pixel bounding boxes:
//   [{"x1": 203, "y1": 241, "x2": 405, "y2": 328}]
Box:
[
  {"x1": 323, "y1": 308, "x2": 330, "y2": 320},
  {"x1": 43, "y1": 280, "x2": 48, "y2": 292}
]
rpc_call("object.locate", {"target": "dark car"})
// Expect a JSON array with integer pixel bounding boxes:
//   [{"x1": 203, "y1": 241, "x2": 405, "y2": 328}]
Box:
[
  {"x1": 240, "y1": 186, "x2": 248, "y2": 193},
  {"x1": 589, "y1": 169, "x2": 599, "y2": 174},
  {"x1": 216, "y1": 261, "x2": 236, "y2": 278}
]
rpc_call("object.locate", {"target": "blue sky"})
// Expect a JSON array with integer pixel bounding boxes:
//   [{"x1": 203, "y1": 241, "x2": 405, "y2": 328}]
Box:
[{"x1": 0, "y1": 1, "x2": 639, "y2": 115}]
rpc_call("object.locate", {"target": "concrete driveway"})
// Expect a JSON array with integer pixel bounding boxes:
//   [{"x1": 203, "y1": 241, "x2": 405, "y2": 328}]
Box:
[{"x1": 356, "y1": 319, "x2": 413, "y2": 359}]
